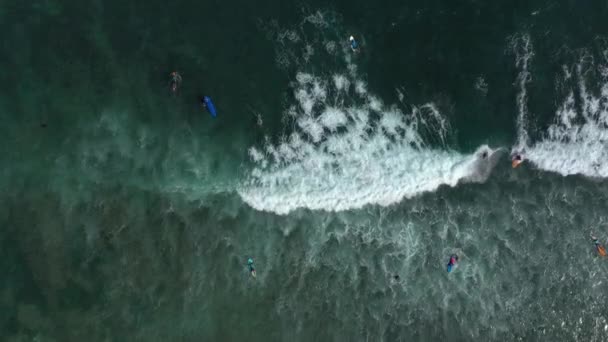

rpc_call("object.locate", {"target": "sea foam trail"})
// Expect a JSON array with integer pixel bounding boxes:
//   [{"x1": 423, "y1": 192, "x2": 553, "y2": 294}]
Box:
[
  {"x1": 511, "y1": 34, "x2": 533, "y2": 152},
  {"x1": 525, "y1": 62, "x2": 608, "y2": 178},
  {"x1": 239, "y1": 72, "x2": 500, "y2": 215}
]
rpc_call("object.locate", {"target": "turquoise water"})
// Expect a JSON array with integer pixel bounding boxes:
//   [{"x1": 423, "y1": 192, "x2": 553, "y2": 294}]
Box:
[{"x1": 2, "y1": 1, "x2": 608, "y2": 341}]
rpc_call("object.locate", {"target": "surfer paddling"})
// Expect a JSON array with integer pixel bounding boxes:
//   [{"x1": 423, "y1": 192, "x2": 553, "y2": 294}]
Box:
[
  {"x1": 169, "y1": 71, "x2": 182, "y2": 93},
  {"x1": 447, "y1": 254, "x2": 458, "y2": 273},
  {"x1": 247, "y1": 258, "x2": 257, "y2": 278}
]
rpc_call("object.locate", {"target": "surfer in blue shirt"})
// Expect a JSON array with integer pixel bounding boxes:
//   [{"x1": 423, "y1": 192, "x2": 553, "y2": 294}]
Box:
[
  {"x1": 349, "y1": 35, "x2": 359, "y2": 52},
  {"x1": 447, "y1": 254, "x2": 458, "y2": 273},
  {"x1": 247, "y1": 258, "x2": 256, "y2": 278}
]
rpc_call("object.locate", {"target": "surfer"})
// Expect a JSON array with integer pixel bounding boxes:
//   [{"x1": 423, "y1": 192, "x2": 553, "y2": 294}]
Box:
[
  {"x1": 349, "y1": 36, "x2": 359, "y2": 52},
  {"x1": 447, "y1": 254, "x2": 458, "y2": 273},
  {"x1": 169, "y1": 71, "x2": 182, "y2": 93},
  {"x1": 512, "y1": 153, "x2": 524, "y2": 168},
  {"x1": 591, "y1": 234, "x2": 607, "y2": 257},
  {"x1": 247, "y1": 258, "x2": 257, "y2": 278}
]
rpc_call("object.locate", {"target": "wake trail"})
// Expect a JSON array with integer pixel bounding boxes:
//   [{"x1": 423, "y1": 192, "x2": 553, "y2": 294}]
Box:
[{"x1": 511, "y1": 34, "x2": 534, "y2": 152}]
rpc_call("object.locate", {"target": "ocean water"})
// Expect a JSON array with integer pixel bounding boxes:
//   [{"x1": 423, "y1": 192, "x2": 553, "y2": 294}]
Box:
[{"x1": 2, "y1": 1, "x2": 608, "y2": 341}]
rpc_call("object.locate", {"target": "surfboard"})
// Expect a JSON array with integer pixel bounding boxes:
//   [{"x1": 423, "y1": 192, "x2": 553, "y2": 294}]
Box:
[
  {"x1": 203, "y1": 96, "x2": 217, "y2": 117},
  {"x1": 349, "y1": 36, "x2": 359, "y2": 52}
]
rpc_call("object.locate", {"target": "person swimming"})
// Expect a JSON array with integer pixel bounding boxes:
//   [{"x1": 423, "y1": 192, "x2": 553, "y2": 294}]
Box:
[
  {"x1": 512, "y1": 153, "x2": 524, "y2": 168},
  {"x1": 447, "y1": 254, "x2": 458, "y2": 273},
  {"x1": 349, "y1": 36, "x2": 359, "y2": 52},
  {"x1": 591, "y1": 234, "x2": 607, "y2": 257},
  {"x1": 169, "y1": 71, "x2": 182, "y2": 93},
  {"x1": 247, "y1": 258, "x2": 257, "y2": 278}
]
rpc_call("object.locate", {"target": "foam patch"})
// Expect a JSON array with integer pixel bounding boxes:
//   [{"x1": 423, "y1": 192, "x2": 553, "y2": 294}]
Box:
[{"x1": 239, "y1": 72, "x2": 498, "y2": 214}]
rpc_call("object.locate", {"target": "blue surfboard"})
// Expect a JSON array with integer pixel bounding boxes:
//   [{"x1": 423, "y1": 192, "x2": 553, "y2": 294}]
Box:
[{"x1": 203, "y1": 96, "x2": 217, "y2": 117}]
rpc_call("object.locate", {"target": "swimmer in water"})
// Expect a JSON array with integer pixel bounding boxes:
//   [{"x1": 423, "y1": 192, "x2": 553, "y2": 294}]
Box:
[
  {"x1": 512, "y1": 153, "x2": 524, "y2": 168},
  {"x1": 247, "y1": 258, "x2": 257, "y2": 278},
  {"x1": 349, "y1": 36, "x2": 359, "y2": 52},
  {"x1": 169, "y1": 71, "x2": 182, "y2": 93},
  {"x1": 447, "y1": 254, "x2": 458, "y2": 273},
  {"x1": 591, "y1": 234, "x2": 607, "y2": 257}
]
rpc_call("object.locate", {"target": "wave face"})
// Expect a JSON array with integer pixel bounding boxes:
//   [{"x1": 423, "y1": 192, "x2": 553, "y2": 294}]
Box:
[{"x1": 239, "y1": 70, "x2": 500, "y2": 214}]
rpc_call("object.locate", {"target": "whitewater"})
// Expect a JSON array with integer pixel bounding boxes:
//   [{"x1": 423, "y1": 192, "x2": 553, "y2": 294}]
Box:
[
  {"x1": 240, "y1": 31, "x2": 608, "y2": 215},
  {"x1": 523, "y1": 58, "x2": 608, "y2": 178},
  {"x1": 506, "y1": 33, "x2": 608, "y2": 178},
  {"x1": 239, "y1": 69, "x2": 501, "y2": 215}
]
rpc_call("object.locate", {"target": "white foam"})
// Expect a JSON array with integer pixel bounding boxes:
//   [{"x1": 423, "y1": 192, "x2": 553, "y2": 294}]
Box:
[
  {"x1": 355, "y1": 81, "x2": 367, "y2": 95},
  {"x1": 277, "y1": 30, "x2": 300, "y2": 43},
  {"x1": 379, "y1": 109, "x2": 406, "y2": 136},
  {"x1": 319, "y1": 107, "x2": 347, "y2": 131},
  {"x1": 508, "y1": 39, "x2": 608, "y2": 178},
  {"x1": 511, "y1": 34, "x2": 534, "y2": 151},
  {"x1": 325, "y1": 41, "x2": 337, "y2": 54},
  {"x1": 368, "y1": 96, "x2": 383, "y2": 112},
  {"x1": 295, "y1": 72, "x2": 314, "y2": 84},
  {"x1": 248, "y1": 147, "x2": 264, "y2": 162},
  {"x1": 304, "y1": 11, "x2": 328, "y2": 28},
  {"x1": 525, "y1": 62, "x2": 608, "y2": 177},
  {"x1": 239, "y1": 72, "x2": 499, "y2": 215},
  {"x1": 396, "y1": 88, "x2": 405, "y2": 102},
  {"x1": 333, "y1": 74, "x2": 350, "y2": 92},
  {"x1": 297, "y1": 116, "x2": 324, "y2": 142}
]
